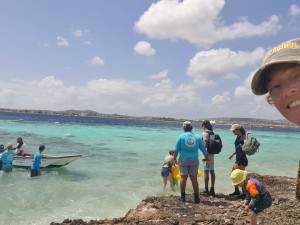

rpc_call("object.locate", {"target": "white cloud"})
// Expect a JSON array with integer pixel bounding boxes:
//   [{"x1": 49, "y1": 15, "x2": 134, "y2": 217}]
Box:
[
  {"x1": 84, "y1": 41, "x2": 93, "y2": 46},
  {"x1": 73, "y1": 29, "x2": 83, "y2": 37},
  {"x1": 56, "y1": 36, "x2": 69, "y2": 47},
  {"x1": 91, "y1": 56, "x2": 105, "y2": 66},
  {"x1": 149, "y1": 69, "x2": 168, "y2": 80},
  {"x1": 134, "y1": 0, "x2": 282, "y2": 47},
  {"x1": 211, "y1": 91, "x2": 230, "y2": 104},
  {"x1": 0, "y1": 75, "x2": 285, "y2": 120},
  {"x1": 187, "y1": 47, "x2": 265, "y2": 87},
  {"x1": 289, "y1": 4, "x2": 300, "y2": 17},
  {"x1": 133, "y1": 41, "x2": 156, "y2": 56}
]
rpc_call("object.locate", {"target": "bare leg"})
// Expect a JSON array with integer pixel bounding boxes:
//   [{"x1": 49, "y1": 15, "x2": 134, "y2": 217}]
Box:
[
  {"x1": 180, "y1": 175, "x2": 188, "y2": 193},
  {"x1": 204, "y1": 170, "x2": 209, "y2": 189},
  {"x1": 167, "y1": 173, "x2": 175, "y2": 190},
  {"x1": 162, "y1": 177, "x2": 167, "y2": 189},
  {"x1": 190, "y1": 175, "x2": 199, "y2": 194},
  {"x1": 210, "y1": 170, "x2": 215, "y2": 187},
  {"x1": 248, "y1": 209, "x2": 257, "y2": 225}
]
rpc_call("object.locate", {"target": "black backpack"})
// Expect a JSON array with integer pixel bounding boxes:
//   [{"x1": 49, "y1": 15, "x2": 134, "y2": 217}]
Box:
[{"x1": 206, "y1": 131, "x2": 222, "y2": 154}]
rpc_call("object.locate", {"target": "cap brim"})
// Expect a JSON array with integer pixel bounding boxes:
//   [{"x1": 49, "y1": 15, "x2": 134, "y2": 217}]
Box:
[{"x1": 252, "y1": 60, "x2": 300, "y2": 95}]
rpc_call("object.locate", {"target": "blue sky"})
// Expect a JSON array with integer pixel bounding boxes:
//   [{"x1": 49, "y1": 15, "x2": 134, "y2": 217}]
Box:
[{"x1": 0, "y1": 0, "x2": 299, "y2": 120}]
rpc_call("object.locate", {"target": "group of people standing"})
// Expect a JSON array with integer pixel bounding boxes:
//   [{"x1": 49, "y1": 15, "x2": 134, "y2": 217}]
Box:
[
  {"x1": 161, "y1": 36, "x2": 300, "y2": 225},
  {"x1": 0, "y1": 137, "x2": 46, "y2": 177},
  {"x1": 161, "y1": 120, "x2": 272, "y2": 225}
]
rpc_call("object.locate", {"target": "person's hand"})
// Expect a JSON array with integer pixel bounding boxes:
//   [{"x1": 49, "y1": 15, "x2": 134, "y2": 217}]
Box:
[{"x1": 243, "y1": 205, "x2": 249, "y2": 212}]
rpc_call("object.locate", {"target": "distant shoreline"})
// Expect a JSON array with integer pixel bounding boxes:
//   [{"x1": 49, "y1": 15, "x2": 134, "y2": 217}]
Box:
[{"x1": 0, "y1": 108, "x2": 298, "y2": 129}]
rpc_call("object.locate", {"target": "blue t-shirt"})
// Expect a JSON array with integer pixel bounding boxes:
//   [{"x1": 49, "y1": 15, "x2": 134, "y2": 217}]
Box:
[
  {"x1": 31, "y1": 152, "x2": 42, "y2": 172},
  {"x1": 175, "y1": 132, "x2": 207, "y2": 160},
  {"x1": 0, "y1": 150, "x2": 15, "y2": 170}
]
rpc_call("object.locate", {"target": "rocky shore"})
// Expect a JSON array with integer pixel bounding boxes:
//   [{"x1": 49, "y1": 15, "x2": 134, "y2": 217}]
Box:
[{"x1": 51, "y1": 173, "x2": 299, "y2": 225}]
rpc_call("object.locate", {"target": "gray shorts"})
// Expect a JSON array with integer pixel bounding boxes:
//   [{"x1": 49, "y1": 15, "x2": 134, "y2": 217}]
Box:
[{"x1": 179, "y1": 159, "x2": 199, "y2": 176}]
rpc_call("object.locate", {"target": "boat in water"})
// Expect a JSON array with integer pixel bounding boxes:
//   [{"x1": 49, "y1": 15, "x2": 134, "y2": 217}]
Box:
[{"x1": 13, "y1": 154, "x2": 82, "y2": 168}]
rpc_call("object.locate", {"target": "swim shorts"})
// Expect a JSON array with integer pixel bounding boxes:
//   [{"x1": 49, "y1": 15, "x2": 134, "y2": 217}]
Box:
[
  {"x1": 161, "y1": 167, "x2": 171, "y2": 177},
  {"x1": 179, "y1": 159, "x2": 199, "y2": 176}
]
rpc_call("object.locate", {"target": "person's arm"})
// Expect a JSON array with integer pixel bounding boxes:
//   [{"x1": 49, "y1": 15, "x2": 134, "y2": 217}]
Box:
[
  {"x1": 228, "y1": 151, "x2": 236, "y2": 160},
  {"x1": 173, "y1": 151, "x2": 178, "y2": 164},
  {"x1": 199, "y1": 139, "x2": 209, "y2": 167}
]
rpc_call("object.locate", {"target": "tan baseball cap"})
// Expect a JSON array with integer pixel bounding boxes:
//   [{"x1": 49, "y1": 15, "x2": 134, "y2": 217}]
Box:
[{"x1": 251, "y1": 37, "x2": 300, "y2": 95}]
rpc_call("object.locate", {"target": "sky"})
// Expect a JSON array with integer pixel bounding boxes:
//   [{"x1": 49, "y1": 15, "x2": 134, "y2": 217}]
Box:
[{"x1": 0, "y1": 0, "x2": 300, "y2": 120}]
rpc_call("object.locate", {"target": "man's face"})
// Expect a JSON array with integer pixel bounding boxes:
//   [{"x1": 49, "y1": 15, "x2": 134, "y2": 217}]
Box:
[{"x1": 266, "y1": 64, "x2": 300, "y2": 126}]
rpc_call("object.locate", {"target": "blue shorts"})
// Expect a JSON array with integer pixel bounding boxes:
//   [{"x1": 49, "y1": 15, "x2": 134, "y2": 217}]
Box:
[
  {"x1": 203, "y1": 162, "x2": 214, "y2": 171},
  {"x1": 30, "y1": 169, "x2": 39, "y2": 177},
  {"x1": 203, "y1": 154, "x2": 214, "y2": 171},
  {"x1": 178, "y1": 159, "x2": 199, "y2": 176},
  {"x1": 161, "y1": 167, "x2": 171, "y2": 177}
]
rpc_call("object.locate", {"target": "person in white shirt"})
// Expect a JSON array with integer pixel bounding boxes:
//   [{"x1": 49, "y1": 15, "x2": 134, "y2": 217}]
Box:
[{"x1": 15, "y1": 137, "x2": 28, "y2": 156}]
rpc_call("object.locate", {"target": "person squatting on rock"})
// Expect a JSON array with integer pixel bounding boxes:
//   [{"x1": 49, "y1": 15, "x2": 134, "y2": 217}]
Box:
[
  {"x1": 173, "y1": 121, "x2": 209, "y2": 204},
  {"x1": 231, "y1": 169, "x2": 272, "y2": 225}
]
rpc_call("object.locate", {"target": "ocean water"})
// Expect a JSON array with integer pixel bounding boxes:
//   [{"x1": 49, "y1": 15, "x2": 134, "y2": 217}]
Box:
[{"x1": 0, "y1": 112, "x2": 298, "y2": 225}]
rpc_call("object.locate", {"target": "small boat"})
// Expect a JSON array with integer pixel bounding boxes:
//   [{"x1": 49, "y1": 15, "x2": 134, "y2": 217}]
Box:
[{"x1": 13, "y1": 154, "x2": 82, "y2": 168}]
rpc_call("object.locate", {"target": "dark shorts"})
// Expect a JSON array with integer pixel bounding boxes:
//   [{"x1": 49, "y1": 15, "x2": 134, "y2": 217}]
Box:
[
  {"x1": 250, "y1": 192, "x2": 272, "y2": 214},
  {"x1": 161, "y1": 167, "x2": 171, "y2": 177},
  {"x1": 30, "y1": 169, "x2": 39, "y2": 177}
]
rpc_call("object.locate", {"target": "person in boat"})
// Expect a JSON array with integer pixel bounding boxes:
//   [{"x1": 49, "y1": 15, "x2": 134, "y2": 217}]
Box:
[
  {"x1": 14, "y1": 137, "x2": 29, "y2": 156},
  {"x1": 0, "y1": 143, "x2": 15, "y2": 172},
  {"x1": 30, "y1": 145, "x2": 45, "y2": 177}
]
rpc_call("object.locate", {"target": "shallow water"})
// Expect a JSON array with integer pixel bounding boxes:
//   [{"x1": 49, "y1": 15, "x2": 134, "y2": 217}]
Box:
[{"x1": 0, "y1": 112, "x2": 298, "y2": 225}]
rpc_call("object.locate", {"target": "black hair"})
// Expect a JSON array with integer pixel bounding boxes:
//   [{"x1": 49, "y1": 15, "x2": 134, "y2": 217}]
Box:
[
  {"x1": 202, "y1": 120, "x2": 213, "y2": 131},
  {"x1": 240, "y1": 127, "x2": 246, "y2": 135},
  {"x1": 39, "y1": 145, "x2": 45, "y2": 151},
  {"x1": 183, "y1": 124, "x2": 193, "y2": 132}
]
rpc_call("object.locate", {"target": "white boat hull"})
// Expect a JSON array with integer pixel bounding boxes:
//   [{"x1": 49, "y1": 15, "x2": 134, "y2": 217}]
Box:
[{"x1": 13, "y1": 154, "x2": 82, "y2": 168}]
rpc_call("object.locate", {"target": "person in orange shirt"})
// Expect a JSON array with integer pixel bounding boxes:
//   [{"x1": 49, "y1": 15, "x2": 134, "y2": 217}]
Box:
[{"x1": 231, "y1": 169, "x2": 272, "y2": 225}]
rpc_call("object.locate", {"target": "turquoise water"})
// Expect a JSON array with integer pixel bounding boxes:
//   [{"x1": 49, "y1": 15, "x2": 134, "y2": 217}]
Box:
[{"x1": 0, "y1": 115, "x2": 299, "y2": 225}]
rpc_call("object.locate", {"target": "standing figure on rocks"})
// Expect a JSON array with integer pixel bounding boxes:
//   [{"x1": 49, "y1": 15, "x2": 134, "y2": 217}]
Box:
[
  {"x1": 251, "y1": 37, "x2": 300, "y2": 199},
  {"x1": 231, "y1": 169, "x2": 272, "y2": 225},
  {"x1": 173, "y1": 121, "x2": 209, "y2": 204},
  {"x1": 200, "y1": 120, "x2": 216, "y2": 197},
  {"x1": 228, "y1": 124, "x2": 248, "y2": 198}
]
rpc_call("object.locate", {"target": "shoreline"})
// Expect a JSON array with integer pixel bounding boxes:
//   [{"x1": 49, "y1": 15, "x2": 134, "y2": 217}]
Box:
[
  {"x1": 0, "y1": 108, "x2": 299, "y2": 129},
  {"x1": 51, "y1": 173, "x2": 299, "y2": 225}
]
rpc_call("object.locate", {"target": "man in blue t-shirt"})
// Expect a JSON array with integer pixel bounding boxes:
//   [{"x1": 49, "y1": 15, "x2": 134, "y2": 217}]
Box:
[
  {"x1": 0, "y1": 144, "x2": 15, "y2": 172},
  {"x1": 173, "y1": 121, "x2": 209, "y2": 204},
  {"x1": 31, "y1": 145, "x2": 45, "y2": 177}
]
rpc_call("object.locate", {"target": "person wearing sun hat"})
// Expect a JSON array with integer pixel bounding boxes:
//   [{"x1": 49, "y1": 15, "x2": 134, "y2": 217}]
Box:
[
  {"x1": 251, "y1": 37, "x2": 300, "y2": 126},
  {"x1": 230, "y1": 169, "x2": 272, "y2": 225},
  {"x1": 228, "y1": 124, "x2": 248, "y2": 197}
]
